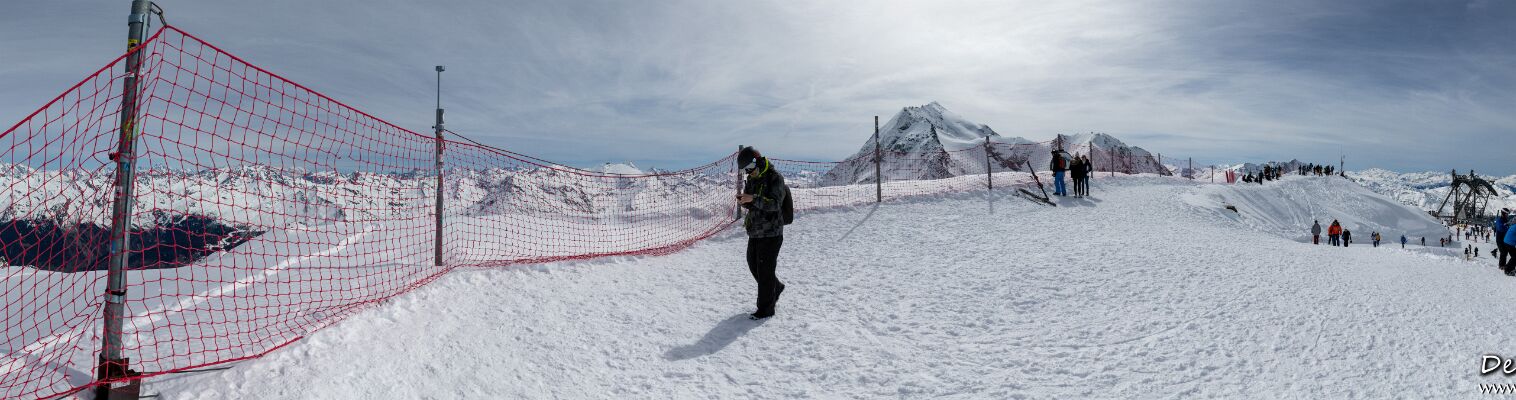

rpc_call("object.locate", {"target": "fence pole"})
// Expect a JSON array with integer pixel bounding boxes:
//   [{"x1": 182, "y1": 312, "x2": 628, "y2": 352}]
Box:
[
  {"x1": 874, "y1": 116, "x2": 882, "y2": 203},
  {"x1": 433, "y1": 66, "x2": 445, "y2": 268},
  {"x1": 1189, "y1": 157, "x2": 1193, "y2": 180},
  {"x1": 730, "y1": 144, "x2": 736, "y2": 219},
  {"x1": 97, "y1": 1, "x2": 152, "y2": 398},
  {"x1": 984, "y1": 138, "x2": 992, "y2": 191}
]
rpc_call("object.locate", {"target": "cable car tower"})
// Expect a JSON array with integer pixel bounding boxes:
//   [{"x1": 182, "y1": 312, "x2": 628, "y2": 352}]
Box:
[{"x1": 1434, "y1": 169, "x2": 1499, "y2": 225}]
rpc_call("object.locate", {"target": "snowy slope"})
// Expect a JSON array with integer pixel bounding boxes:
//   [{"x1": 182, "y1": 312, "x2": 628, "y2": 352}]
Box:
[
  {"x1": 4, "y1": 168, "x2": 1054, "y2": 399},
  {"x1": 139, "y1": 177, "x2": 1512, "y2": 399},
  {"x1": 1182, "y1": 175, "x2": 1449, "y2": 243}
]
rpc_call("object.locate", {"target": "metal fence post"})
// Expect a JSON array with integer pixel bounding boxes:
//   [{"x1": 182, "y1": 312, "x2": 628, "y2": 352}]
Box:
[
  {"x1": 97, "y1": 1, "x2": 152, "y2": 398},
  {"x1": 433, "y1": 66, "x2": 445, "y2": 268},
  {"x1": 874, "y1": 116, "x2": 882, "y2": 203},
  {"x1": 984, "y1": 138, "x2": 992, "y2": 191}
]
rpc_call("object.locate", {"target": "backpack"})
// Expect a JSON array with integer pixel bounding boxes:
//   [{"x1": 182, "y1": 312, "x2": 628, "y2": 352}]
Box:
[
  {"x1": 1052, "y1": 153, "x2": 1067, "y2": 170},
  {"x1": 781, "y1": 185, "x2": 794, "y2": 225}
]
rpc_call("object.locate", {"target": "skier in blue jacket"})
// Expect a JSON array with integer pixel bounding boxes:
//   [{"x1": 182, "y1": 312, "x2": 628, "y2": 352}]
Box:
[{"x1": 1504, "y1": 210, "x2": 1516, "y2": 273}]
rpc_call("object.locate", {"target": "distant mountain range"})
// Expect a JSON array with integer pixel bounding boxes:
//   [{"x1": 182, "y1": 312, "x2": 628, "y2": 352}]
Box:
[
  {"x1": 1346, "y1": 168, "x2": 1516, "y2": 216},
  {"x1": 816, "y1": 102, "x2": 1169, "y2": 186}
]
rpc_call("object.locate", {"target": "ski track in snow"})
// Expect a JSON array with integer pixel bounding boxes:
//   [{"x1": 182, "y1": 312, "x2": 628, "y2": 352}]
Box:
[
  {"x1": 139, "y1": 177, "x2": 1514, "y2": 399},
  {"x1": 128, "y1": 225, "x2": 378, "y2": 333}
]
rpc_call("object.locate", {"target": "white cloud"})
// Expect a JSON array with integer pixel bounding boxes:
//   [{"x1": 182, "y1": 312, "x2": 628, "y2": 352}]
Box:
[{"x1": 1, "y1": 0, "x2": 1512, "y2": 173}]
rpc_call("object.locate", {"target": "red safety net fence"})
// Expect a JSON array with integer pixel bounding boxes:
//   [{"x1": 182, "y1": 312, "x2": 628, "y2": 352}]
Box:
[
  {"x1": 0, "y1": 25, "x2": 1176, "y2": 400},
  {"x1": 0, "y1": 25, "x2": 741, "y2": 399}
]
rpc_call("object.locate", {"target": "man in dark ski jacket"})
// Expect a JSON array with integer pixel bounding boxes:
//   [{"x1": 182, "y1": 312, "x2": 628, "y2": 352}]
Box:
[
  {"x1": 1342, "y1": 228, "x2": 1352, "y2": 247},
  {"x1": 1079, "y1": 155, "x2": 1093, "y2": 196},
  {"x1": 1311, "y1": 220, "x2": 1321, "y2": 245},
  {"x1": 1497, "y1": 209, "x2": 1514, "y2": 274},
  {"x1": 738, "y1": 146, "x2": 791, "y2": 320}
]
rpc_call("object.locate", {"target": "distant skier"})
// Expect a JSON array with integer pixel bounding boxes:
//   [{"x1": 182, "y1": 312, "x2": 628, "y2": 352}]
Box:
[
  {"x1": 1372, "y1": 231, "x2": 1380, "y2": 248},
  {"x1": 1342, "y1": 228, "x2": 1352, "y2": 248},
  {"x1": 1049, "y1": 149, "x2": 1069, "y2": 196},
  {"x1": 737, "y1": 146, "x2": 791, "y2": 320},
  {"x1": 1311, "y1": 220, "x2": 1322, "y2": 245},
  {"x1": 1328, "y1": 220, "x2": 1343, "y2": 246},
  {"x1": 1400, "y1": 235, "x2": 1407, "y2": 249}
]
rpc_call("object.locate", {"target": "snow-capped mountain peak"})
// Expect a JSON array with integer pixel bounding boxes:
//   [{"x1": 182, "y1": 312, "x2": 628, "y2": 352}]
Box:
[{"x1": 868, "y1": 102, "x2": 1003, "y2": 155}]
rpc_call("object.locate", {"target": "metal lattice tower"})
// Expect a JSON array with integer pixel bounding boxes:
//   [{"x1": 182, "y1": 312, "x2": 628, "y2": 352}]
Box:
[{"x1": 1435, "y1": 169, "x2": 1499, "y2": 225}]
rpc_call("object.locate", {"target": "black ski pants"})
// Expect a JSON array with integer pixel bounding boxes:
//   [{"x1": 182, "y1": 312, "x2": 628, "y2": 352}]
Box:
[
  {"x1": 747, "y1": 236, "x2": 785, "y2": 314},
  {"x1": 1497, "y1": 242, "x2": 1509, "y2": 269}
]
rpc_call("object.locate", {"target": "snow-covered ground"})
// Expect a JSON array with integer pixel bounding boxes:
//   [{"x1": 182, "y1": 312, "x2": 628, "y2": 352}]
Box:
[
  {"x1": 1182, "y1": 176, "x2": 1449, "y2": 243},
  {"x1": 139, "y1": 176, "x2": 1514, "y2": 399}
]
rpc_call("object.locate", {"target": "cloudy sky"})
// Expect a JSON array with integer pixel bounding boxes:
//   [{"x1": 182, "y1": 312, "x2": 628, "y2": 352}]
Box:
[{"x1": 2, "y1": 0, "x2": 1513, "y2": 174}]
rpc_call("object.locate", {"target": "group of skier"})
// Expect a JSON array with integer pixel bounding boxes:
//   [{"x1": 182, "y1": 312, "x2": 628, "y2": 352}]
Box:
[
  {"x1": 1049, "y1": 149, "x2": 1093, "y2": 197},
  {"x1": 1460, "y1": 224, "x2": 1496, "y2": 243},
  {"x1": 1299, "y1": 163, "x2": 1337, "y2": 177},
  {"x1": 1245, "y1": 164, "x2": 1284, "y2": 183},
  {"x1": 1237, "y1": 162, "x2": 1341, "y2": 184},
  {"x1": 1307, "y1": 209, "x2": 1516, "y2": 275},
  {"x1": 1307, "y1": 219, "x2": 1385, "y2": 249}
]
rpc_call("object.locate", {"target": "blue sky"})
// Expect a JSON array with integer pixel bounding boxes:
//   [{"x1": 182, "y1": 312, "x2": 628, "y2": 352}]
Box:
[{"x1": 2, "y1": 0, "x2": 1513, "y2": 174}]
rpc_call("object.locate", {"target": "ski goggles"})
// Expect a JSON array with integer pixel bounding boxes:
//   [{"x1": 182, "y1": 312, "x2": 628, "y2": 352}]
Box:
[{"x1": 742, "y1": 159, "x2": 758, "y2": 173}]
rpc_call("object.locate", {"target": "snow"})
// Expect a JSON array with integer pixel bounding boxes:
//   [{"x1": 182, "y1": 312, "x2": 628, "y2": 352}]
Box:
[
  {"x1": 137, "y1": 176, "x2": 1514, "y2": 398},
  {"x1": 599, "y1": 163, "x2": 644, "y2": 175},
  {"x1": 1182, "y1": 175, "x2": 1448, "y2": 243}
]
